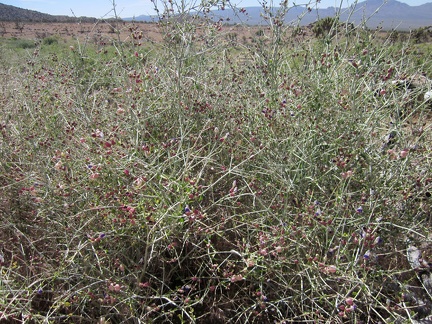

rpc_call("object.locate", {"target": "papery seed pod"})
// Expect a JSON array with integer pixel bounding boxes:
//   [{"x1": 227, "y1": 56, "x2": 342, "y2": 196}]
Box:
[
  {"x1": 400, "y1": 149, "x2": 409, "y2": 158},
  {"x1": 374, "y1": 236, "x2": 383, "y2": 245},
  {"x1": 363, "y1": 250, "x2": 371, "y2": 259}
]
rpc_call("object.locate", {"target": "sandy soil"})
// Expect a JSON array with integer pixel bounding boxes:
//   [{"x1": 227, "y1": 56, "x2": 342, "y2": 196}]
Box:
[
  {"x1": 0, "y1": 20, "x2": 270, "y2": 45},
  {"x1": 0, "y1": 21, "x2": 164, "y2": 43}
]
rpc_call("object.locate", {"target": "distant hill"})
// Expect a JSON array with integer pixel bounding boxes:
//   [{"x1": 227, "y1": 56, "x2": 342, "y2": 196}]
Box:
[
  {"x1": 0, "y1": 3, "x2": 97, "y2": 22},
  {"x1": 128, "y1": 0, "x2": 432, "y2": 31}
]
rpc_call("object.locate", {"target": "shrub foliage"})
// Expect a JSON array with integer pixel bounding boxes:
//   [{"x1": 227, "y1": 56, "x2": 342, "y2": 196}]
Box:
[{"x1": 1, "y1": 1, "x2": 432, "y2": 323}]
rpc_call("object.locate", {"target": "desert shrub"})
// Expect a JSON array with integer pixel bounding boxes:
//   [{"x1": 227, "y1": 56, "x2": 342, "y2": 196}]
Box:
[
  {"x1": 42, "y1": 36, "x2": 59, "y2": 45},
  {"x1": 1, "y1": 1, "x2": 431, "y2": 323},
  {"x1": 412, "y1": 26, "x2": 432, "y2": 44},
  {"x1": 13, "y1": 38, "x2": 36, "y2": 49},
  {"x1": 312, "y1": 16, "x2": 339, "y2": 38}
]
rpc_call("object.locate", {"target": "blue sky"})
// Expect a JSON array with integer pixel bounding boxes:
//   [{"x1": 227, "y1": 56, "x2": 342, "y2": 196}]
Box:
[{"x1": 1, "y1": 0, "x2": 430, "y2": 18}]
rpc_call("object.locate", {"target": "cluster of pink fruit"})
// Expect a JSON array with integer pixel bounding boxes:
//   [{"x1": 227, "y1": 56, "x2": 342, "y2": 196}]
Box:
[{"x1": 338, "y1": 297, "x2": 357, "y2": 317}]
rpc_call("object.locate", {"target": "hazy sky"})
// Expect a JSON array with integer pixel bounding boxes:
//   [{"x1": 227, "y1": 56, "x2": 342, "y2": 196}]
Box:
[{"x1": 1, "y1": 0, "x2": 430, "y2": 18}]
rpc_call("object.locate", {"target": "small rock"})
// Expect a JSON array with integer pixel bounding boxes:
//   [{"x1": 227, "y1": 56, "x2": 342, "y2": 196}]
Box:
[{"x1": 407, "y1": 245, "x2": 422, "y2": 269}]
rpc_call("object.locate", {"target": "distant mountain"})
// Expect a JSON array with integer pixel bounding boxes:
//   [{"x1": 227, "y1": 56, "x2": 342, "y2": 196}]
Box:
[
  {"x1": 127, "y1": 0, "x2": 432, "y2": 31},
  {"x1": 0, "y1": 3, "x2": 97, "y2": 22},
  {"x1": 334, "y1": 0, "x2": 432, "y2": 30},
  {"x1": 1, "y1": 0, "x2": 430, "y2": 30}
]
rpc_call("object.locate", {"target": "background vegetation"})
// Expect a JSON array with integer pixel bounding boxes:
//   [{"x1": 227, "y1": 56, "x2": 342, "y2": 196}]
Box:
[{"x1": 1, "y1": 0, "x2": 432, "y2": 323}]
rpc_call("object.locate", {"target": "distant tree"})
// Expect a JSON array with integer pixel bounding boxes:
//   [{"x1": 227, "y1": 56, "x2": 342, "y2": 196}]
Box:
[
  {"x1": 14, "y1": 20, "x2": 25, "y2": 33},
  {"x1": 0, "y1": 22, "x2": 6, "y2": 37},
  {"x1": 255, "y1": 29, "x2": 264, "y2": 37},
  {"x1": 389, "y1": 30, "x2": 399, "y2": 43},
  {"x1": 412, "y1": 27, "x2": 429, "y2": 44}
]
